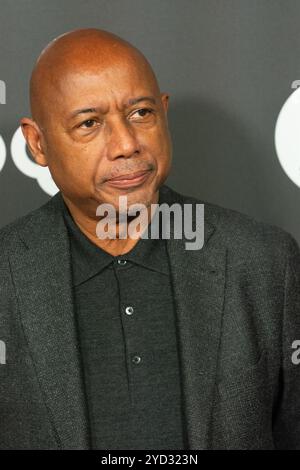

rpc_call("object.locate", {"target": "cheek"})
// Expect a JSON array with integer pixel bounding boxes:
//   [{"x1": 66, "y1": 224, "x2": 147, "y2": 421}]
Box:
[
  {"x1": 45, "y1": 139, "x2": 96, "y2": 191},
  {"x1": 141, "y1": 124, "x2": 171, "y2": 154},
  {"x1": 150, "y1": 128, "x2": 172, "y2": 163},
  {"x1": 155, "y1": 131, "x2": 172, "y2": 177}
]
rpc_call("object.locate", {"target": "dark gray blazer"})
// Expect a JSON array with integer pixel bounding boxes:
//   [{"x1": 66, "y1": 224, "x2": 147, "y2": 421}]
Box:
[{"x1": 0, "y1": 184, "x2": 300, "y2": 450}]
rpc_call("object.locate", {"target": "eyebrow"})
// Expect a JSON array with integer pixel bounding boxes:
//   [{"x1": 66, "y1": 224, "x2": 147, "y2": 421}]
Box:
[{"x1": 69, "y1": 96, "x2": 157, "y2": 119}]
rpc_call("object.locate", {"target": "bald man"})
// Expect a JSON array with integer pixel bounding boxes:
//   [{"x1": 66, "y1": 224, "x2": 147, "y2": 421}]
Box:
[{"x1": 0, "y1": 28, "x2": 300, "y2": 450}]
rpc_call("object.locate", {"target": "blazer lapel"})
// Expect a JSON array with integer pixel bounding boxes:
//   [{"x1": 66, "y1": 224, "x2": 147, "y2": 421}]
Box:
[
  {"x1": 160, "y1": 186, "x2": 227, "y2": 449},
  {"x1": 8, "y1": 193, "x2": 90, "y2": 449}
]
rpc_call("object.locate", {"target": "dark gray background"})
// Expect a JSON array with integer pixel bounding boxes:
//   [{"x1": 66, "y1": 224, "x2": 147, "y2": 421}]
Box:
[{"x1": 0, "y1": 0, "x2": 300, "y2": 242}]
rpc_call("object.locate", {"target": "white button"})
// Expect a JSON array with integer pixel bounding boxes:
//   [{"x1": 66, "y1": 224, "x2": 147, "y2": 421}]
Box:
[
  {"x1": 132, "y1": 355, "x2": 141, "y2": 365},
  {"x1": 117, "y1": 259, "x2": 127, "y2": 265},
  {"x1": 125, "y1": 306, "x2": 134, "y2": 315}
]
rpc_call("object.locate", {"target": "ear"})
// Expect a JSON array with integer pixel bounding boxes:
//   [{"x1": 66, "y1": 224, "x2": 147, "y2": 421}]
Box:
[
  {"x1": 160, "y1": 93, "x2": 170, "y2": 114},
  {"x1": 20, "y1": 117, "x2": 48, "y2": 167}
]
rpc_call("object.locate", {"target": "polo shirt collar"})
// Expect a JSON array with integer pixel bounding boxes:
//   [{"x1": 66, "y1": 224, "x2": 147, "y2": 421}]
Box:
[{"x1": 62, "y1": 190, "x2": 169, "y2": 286}]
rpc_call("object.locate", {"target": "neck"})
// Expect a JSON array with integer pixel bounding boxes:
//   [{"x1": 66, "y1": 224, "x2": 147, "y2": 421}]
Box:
[{"x1": 62, "y1": 193, "x2": 159, "y2": 256}]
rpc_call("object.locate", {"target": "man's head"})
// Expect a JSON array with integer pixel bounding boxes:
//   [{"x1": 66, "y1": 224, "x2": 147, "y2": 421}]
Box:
[{"x1": 21, "y1": 28, "x2": 172, "y2": 217}]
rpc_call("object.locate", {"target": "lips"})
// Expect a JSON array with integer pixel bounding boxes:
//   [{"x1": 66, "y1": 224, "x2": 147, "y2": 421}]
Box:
[
  {"x1": 106, "y1": 169, "x2": 152, "y2": 189},
  {"x1": 107, "y1": 170, "x2": 150, "y2": 181}
]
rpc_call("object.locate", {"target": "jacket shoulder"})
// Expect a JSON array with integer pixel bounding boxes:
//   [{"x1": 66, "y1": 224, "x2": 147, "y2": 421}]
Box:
[
  {"x1": 163, "y1": 185, "x2": 299, "y2": 261},
  {"x1": 0, "y1": 194, "x2": 60, "y2": 250}
]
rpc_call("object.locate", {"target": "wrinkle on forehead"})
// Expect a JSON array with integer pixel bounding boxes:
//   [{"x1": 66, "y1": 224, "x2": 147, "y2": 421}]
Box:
[{"x1": 29, "y1": 28, "x2": 161, "y2": 126}]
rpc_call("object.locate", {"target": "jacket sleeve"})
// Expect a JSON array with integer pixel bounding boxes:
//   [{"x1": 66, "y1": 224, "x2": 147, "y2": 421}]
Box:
[{"x1": 273, "y1": 234, "x2": 300, "y2": 449}]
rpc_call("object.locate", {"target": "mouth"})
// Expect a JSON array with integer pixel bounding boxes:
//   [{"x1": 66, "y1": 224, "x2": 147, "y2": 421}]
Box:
[{"x1": 105, "y1": 169, "x2": 152, "y2": 189}]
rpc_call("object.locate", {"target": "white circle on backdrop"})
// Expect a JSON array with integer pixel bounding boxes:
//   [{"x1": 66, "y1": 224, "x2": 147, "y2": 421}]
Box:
[
  {"x1": 0, "y1": 134, "x2": 6, "y2": 173},
  {"x1": 275, "y1": 86, "x2": 300, "y2": 188},
  {"x1": 10, "y1": 126, "x2": 59, "y2": 196}
]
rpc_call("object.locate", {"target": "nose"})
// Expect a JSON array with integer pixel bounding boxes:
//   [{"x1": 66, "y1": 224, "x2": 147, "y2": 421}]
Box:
[{"x1": 105, "y1": 118, "x2": 140, "y2": 160}]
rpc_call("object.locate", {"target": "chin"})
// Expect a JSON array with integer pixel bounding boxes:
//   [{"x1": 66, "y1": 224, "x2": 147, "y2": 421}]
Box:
[
  {"x1": 123, "y1": 188, "x2": 152, "y2": 207},
  {"x1": 110, "y1": 186, "x2": 156, "y2": 212}
]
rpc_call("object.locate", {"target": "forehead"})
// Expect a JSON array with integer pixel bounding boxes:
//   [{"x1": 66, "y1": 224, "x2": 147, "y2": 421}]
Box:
[{"x1": 52, "y1": 57, "x2": 158, "y2": 111}]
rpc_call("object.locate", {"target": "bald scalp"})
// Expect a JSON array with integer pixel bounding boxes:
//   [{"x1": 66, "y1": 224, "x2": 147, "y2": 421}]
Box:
[{"x1": 30, "y1": 28, "x2": 161, "y2": 127}]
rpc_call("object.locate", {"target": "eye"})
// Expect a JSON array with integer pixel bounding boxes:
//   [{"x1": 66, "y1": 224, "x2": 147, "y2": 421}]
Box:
[
  {"x1": 130, "y1": 108, "x2": 153, "y2": 120},
  {"x1": 80, "y1": 119, "x2": 98, "y2": 129}
]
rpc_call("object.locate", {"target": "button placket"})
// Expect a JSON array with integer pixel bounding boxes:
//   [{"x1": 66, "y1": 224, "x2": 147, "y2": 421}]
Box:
[{"x1": 116, "y1": 267, "x2": 143, "y2": 377}]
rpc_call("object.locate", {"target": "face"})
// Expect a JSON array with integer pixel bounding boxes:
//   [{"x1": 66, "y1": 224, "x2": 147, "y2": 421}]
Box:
[{"x1": 22, "y1": 55, "x2": 172, "y2": 217}]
